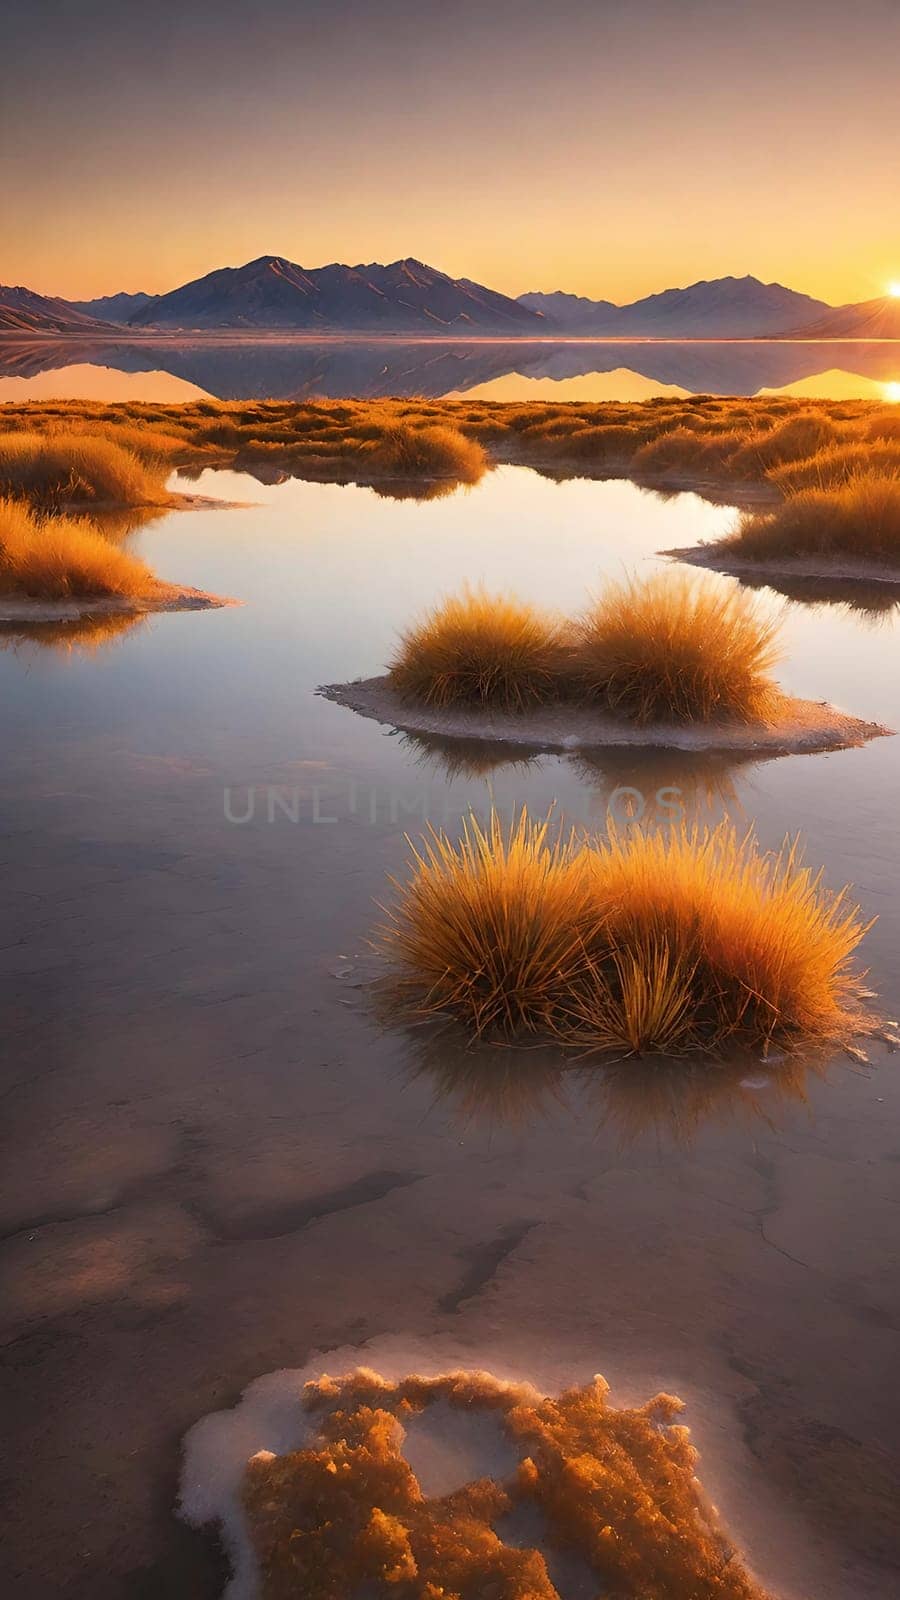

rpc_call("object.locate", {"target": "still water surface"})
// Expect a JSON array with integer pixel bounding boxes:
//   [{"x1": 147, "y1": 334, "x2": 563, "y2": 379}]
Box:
[
  {"x1": 1, "y1": 335, "x2": 900, "y2": 401},
  {"x1": 1, "y1": 467, "x2": 898, "y2": 1599}
]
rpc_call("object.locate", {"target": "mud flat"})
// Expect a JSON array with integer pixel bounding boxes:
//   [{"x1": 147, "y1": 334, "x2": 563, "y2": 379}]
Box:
[
  {"x1": 321, "y1": 675, "x2": 891, "y2": 757},
  {"x1": 665, "y1": 544, "x2": 900, "y2": 590},
  {"x1": 0, "y1": 582, "x2": 238, "y2": 623}
]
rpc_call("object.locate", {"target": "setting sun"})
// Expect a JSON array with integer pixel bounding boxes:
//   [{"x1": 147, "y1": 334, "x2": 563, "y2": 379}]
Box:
[{"x1": 889, "y1": 281, "x2": 900, "y2": 298}]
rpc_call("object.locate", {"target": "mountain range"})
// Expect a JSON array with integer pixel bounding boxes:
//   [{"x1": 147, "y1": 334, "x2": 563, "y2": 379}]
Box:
[
  {"x1": 779, "y1": 295, "x2": 900, "y2": 341},
  {"x1": 1, "y1": 257, "x2": 897, "y2": 339},
  {"x1": 519, "y1": 277, "x2": 831, "y2": 337},
  {"x1": 0, "y1": 284, "x2": 116, "y2": 334},
  {"x1": 128, "y1": 256, "x2": 540, "y2": 333},
  {"x1": 68, "y1": 290, "x2": 158, "y2": 323}
]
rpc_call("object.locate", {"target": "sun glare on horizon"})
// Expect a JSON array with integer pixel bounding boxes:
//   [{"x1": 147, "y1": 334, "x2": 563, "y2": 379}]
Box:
[{"x1": 889, "y1": 281, "x2": 900, "y2": 298}]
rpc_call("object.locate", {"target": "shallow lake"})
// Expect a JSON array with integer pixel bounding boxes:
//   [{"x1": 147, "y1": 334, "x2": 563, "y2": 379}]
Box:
[
  {"x1": 1, "y1": 334, "x2": 900, "y2": 402},
  {"x1": 1, "y1": 466, "x2": 898, "y2": 1599}
]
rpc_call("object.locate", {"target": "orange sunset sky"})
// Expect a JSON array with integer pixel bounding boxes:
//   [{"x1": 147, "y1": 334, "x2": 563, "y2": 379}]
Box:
[{"x1": 2, "y1": 0, "x2": 899, "y2": 307}]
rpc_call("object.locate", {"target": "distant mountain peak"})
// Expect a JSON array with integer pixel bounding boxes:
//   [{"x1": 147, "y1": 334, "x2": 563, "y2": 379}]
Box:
[
  {"x1": 519, "y1": 275, "x2": 832, "y2": 337},
  {"x1": 127, "y1": 254, "x2": 544, "y2": 333},
  {"x1": 0, "y1": 283, "x2": 114, "y2": 334},
  {"x1": 784, "y1": 294, "x2": 900, "y2": 340}
]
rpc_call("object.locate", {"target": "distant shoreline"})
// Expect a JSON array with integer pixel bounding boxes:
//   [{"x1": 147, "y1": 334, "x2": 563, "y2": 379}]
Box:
[{"x1": 1, "y1": 332, "x2": 899, "y2": 347}]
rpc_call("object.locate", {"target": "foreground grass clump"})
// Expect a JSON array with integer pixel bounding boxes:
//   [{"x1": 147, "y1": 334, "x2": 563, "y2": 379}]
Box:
[
  {"x1": 0, "y1": 429, "x2": 171, "y2": 508},
  {"x1": 380, "y1": 810, "x2": 871, "y2": 1055},
  {"x1": 381, "y1": 811, "x2": 600, "y2": 1034},
  {"x1": 725, "y1": 474, "x2": 900, "y2": 565},
  {"x1": 242, "y1": 1368, "x2": 769, "y2": 1600},
  {"x1": 572, "y1": 571, "x2": 783, "y2": 724},
  {"x1": 389, "y1": 588, "x2": 567, "y2": 712},
  {"x1": 0, "y1": 497, "x2": 155, "y2": 599}
]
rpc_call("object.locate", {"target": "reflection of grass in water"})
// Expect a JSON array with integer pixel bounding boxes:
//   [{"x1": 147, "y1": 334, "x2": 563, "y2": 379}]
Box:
[
  {"x1": 0, "y1": 611, "x2": 147, "y2": 655},
  {"x1": 397, "y1": 727, "x2": 544, "y2": 784},
  {"x1": 241, "y1": 1367, "x2": 769, "y2": 1600},
  {"x1": 586, "y1": 1051, "x2": 824, "y2": 1145},
  {"x1": 727, "y1": 565, "x2": 900, "y2": 624},
  {"x1": 572, "y1": 745, "x2": 760, "y2": 825},
  {"x1": 370, "y1": 478, "x2": 463, "y2": 502},
  {"x1": 401, "y1": 1026, "x2": 569, "y2": 1128},
  {"x1": 392, "y1": 1013, "x2": 822, "y2": 1144}
]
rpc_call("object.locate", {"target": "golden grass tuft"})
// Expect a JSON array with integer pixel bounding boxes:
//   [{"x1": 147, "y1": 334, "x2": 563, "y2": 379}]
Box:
[
  {"x1": 0, "y1": 429, "x2": 171, "y2": 508},
  {"x1": 0, "y1": 497, "x2": 155, "y2": 600},
  {"x1": 571, "y1": 571, "x2": 783, "y2": 724},
  {"x1": 388, "y1": 588, "x2": 568, "y2": 712},
  {"x1": 569, "y1": 820, "x2": 870, "y2": 1055},
  {"x1": 379, "y1": 809, "x2": 872, "y2": 1056},
  {"x1": 242, "y1": 1367, "x2": 769, "y2": 1600},
  {"x1": 726, "y1": 474, "x2": 900, "y2": 564},
  {"x1": 769, "y1": 443, "x2": 900, "y2": 494},
  {"x1": 379, "y1": 810, "x2": 600, "y2": 1036},
  {"x1": 363, "y1": 421, "x2": 487, "y2": 483}
]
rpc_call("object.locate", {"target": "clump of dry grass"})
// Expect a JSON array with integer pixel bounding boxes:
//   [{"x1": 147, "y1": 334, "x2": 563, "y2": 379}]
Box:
[
  {"x1": 725, "y1": 474, "x2": 900, "y2": 564},
  {"x1": 571, "y1": 571, "x2": 783, "y2": 724},
  {"x1": 0, "y1": 497, "x2": 155, "y2": 599},
  {"x1": 729, "y1": 410, "x2": 844, "y2": 475},
  {"x1": 569, "y1": 820, "x2": 870, "y2": 1055},
  {"x1": 769, "y1": 443, "x2": 900, "y2": 494},
  {"x1": 0, "y1": 430, "x2": 171, "y2": 508},
  {"x1": 242, "y1": 1367, "x2": 770, "y2": 1600},
  {"x1": 363, "y1": 421, "x2": 487, "y2": 483},
  {"x1": 82, "y1": 422, "x2": 187, "y2": 465},
  {"x1": 379, "y1": 810, "x2": 600, "y2": 1035},
  {"x1": 379, "y1": 809, "x2": 872, "y2": 1056},
  {"x1": 388, "y1": 588, "x2": 568, "y2": 711},
  {"x1": 631, "y1": 425, "x2": 752, "y2": 479}
]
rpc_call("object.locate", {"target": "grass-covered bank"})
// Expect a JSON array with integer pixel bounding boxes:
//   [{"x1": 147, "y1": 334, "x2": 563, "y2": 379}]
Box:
[
  {"x1": 0, "y1": 429, "x2": 175, "y2": 509},
  {"x1": 4, "y1": 394, "x2": 898, "y2": 599},
  {"x1": 3, "y1": 394, "x2": 899, "y2": 500},
  {"x1": 0, "y1": 496, "x2": 155, "y2": 600}
]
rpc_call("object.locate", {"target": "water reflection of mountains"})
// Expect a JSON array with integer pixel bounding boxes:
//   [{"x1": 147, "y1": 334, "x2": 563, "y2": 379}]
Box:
[{"x1": 1, "y1": 336, "x2": 899, "y2": 401}]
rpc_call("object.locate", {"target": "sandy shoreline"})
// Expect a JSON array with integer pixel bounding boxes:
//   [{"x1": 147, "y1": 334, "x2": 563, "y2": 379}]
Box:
[
  {"x1": 665, "y1": 544, "x2": 900, "y2": 589},
  {"x1": 320, "y1": 676, "x2": 891, "y2": 756},
  {"x1": 0, "y1": 582, "x2": 238, "y2": 623}
]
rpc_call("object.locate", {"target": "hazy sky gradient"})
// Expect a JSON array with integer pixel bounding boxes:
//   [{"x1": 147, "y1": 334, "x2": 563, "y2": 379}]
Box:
[{"x1": 3, "y1": 0, "x2": 899, "y2": 304}]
